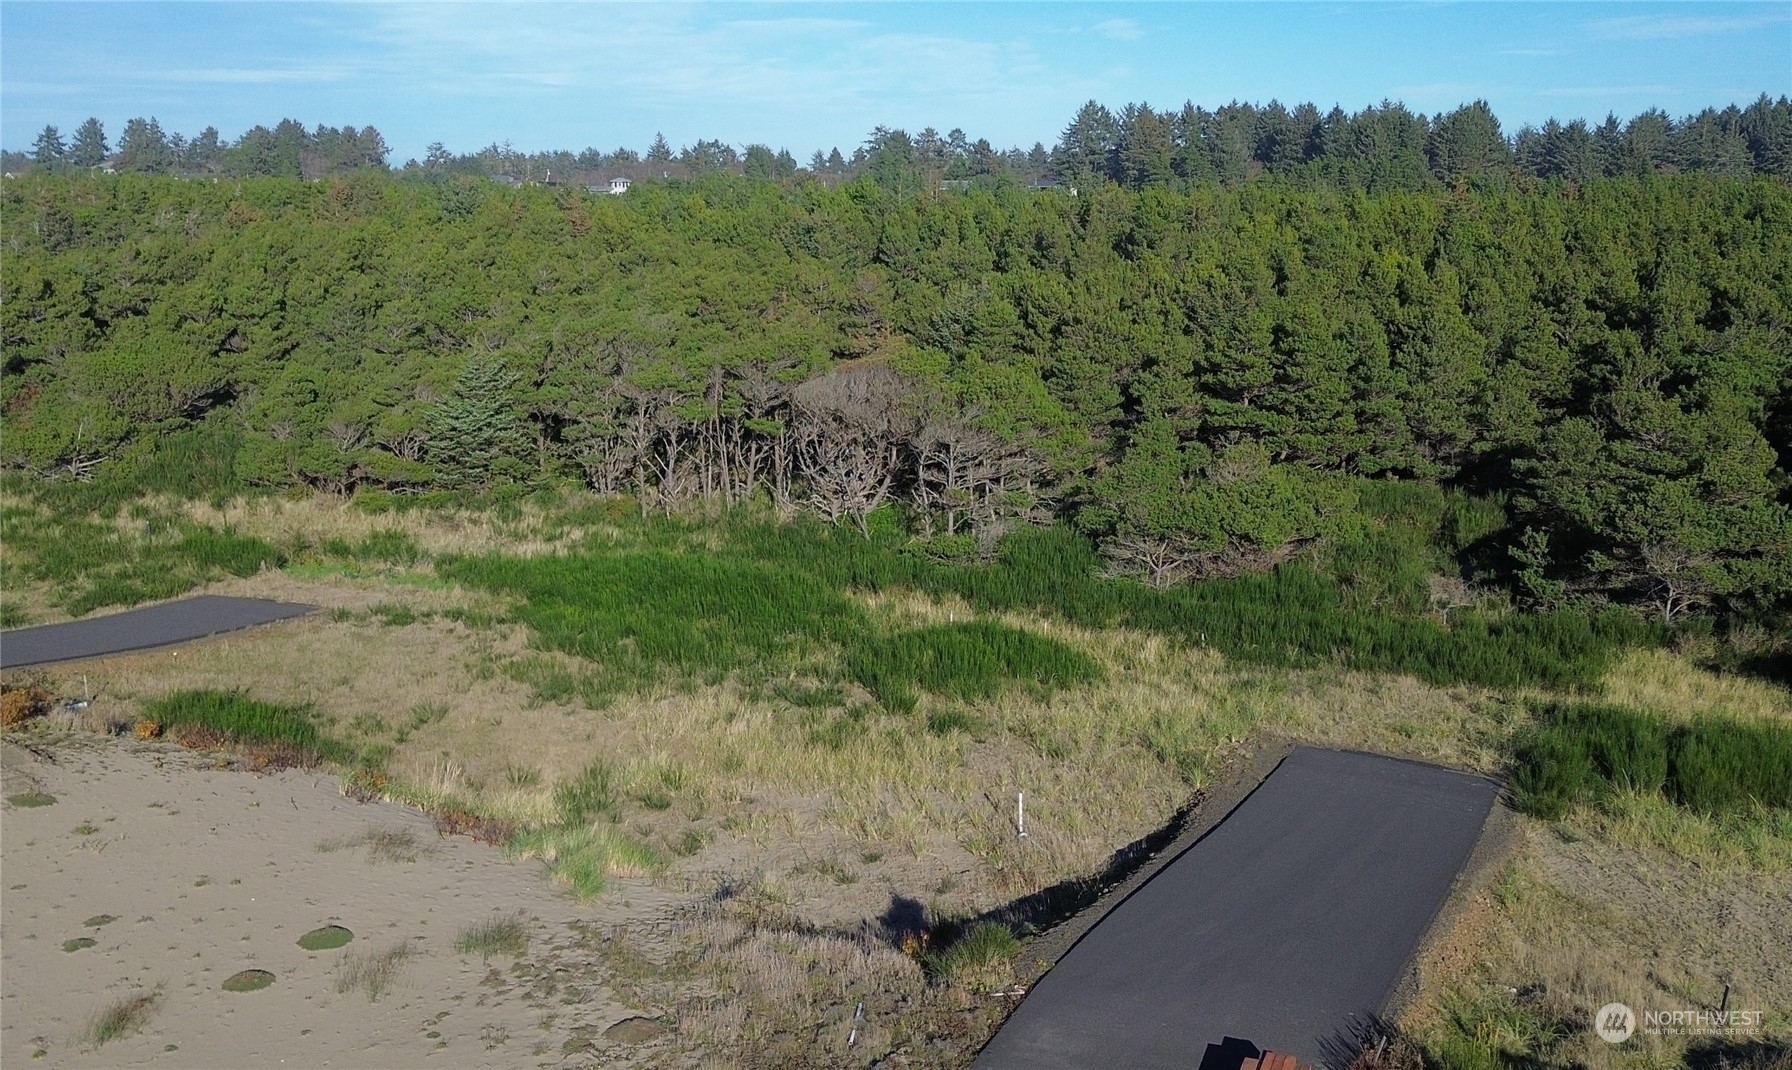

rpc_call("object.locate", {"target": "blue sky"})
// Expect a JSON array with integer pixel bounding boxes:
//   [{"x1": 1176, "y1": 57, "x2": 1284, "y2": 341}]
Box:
[{"x1": 2, "y1": 2, "x2": 1787, "y2": 163}]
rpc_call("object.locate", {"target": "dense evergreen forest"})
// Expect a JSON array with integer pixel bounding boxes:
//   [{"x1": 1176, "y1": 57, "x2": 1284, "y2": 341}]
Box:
[{"x1": 4, "y1": 160, "x2": 1789, "y2": 642}]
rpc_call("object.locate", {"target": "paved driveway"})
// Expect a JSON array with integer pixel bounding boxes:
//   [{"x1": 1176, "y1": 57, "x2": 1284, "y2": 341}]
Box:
[
  {"x1": 0, "y1": 596, "x2": 313, "y2": 669},
  {"x1": 975, "y1": 747, "x2": 1499, "y2": 1069}
]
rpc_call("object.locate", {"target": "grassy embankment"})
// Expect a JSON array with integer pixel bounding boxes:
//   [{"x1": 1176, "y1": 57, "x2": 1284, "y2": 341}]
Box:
[{"x1": 4, "y1": 485, "x2": 1789, "y2": 1067}]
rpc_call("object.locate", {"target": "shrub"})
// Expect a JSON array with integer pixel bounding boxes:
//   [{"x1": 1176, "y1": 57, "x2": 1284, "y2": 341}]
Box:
[
  {"x1": 1, "y1": 686, "x2": 49, "y2": 727},
  {"x1": 1509, "y1": 729, "x2": 1592, "y2": 820}
]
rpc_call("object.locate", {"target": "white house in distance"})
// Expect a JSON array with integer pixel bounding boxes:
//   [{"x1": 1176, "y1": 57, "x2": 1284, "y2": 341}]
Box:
[{"x1": 583, "y1": 176, "x2": 632, "y2": 195}]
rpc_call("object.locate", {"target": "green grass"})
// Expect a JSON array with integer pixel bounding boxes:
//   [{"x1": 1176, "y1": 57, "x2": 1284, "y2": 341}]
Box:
[
  {"x1": 454, "y1": 914, "x2": 530, "y2": 961},
  {"x1": 921, "y1": 922, "x2": 1022, "y2": 992},
  {"x1": 1512, "y1": 701, "x2": 1792, "y2": 820},
  {"x1": 6, "y1": 792, "x2": 57, "y2": 808},
  {"x1": 509, "y1": 823, "x2": 664, "y2": 901},
  {"x1": 442, "y1": 538, "x2": 1103, "y2": 711},
  {"x1": 848, "y1": 621, "x2": 1102, "y2": 709},
  {"x1": 334, "y1": 942, "x2": 415, "y2": 1002},
  {"x1": 141, "y1": 689, "x2": 351, "y2": 763},
  {"x1": 554, "y1": 761, "x2": 621, "y2": 825},
  {"x1": 83, "y1": 990, "x2": 161, "y2": 1047},
  {"x1": 0, "y1": 494, "x2": 283, "y2": 617},
  {"x1": 726, "y1": 515, "x2": 1657, "y2": 691},
  {"x1": 317, "y1": 530, "x2": 424, "y2": 568},
  {"x1": 62, "y1": 937, "x2": 96, "y2": 952}
]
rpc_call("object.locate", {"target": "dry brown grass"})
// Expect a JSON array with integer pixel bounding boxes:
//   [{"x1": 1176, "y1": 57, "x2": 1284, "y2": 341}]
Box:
[
  {"x1": 1406, "y1": 827, "x2": 1792, "y2": 1069},
  {"x1": 1600, "y1": 648, "x2": 1792, "y2": 724},
  {"x1": 176, "y1": 495, "x2": 589, "y2": 560},
  {"x1": 23, "y1": 570, "x2": 1508, "y2": 923}
]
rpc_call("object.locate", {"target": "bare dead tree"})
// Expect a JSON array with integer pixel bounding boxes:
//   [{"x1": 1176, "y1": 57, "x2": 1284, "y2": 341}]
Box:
[
  {"x1": 791, "y1": 363, "x2": 913, "y2": 535},
  {"x1": 1639, "y1": 542, "x2": 1716, "y2": 624}
]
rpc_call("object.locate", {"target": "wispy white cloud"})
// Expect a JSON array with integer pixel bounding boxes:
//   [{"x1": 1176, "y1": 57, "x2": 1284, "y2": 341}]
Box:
[
  {"x1": 1093, "y1": 18, "x2": 1144, "y2": 42},
  {"x1": 355, "y1": 3, "x2": 1093, "y2": 129},
  {"x1": 1541, "y1": 85, "x2": 1673, "y2": 98},
  {"x1": 1586, "y1": 12, "x2": 1789, "y2": 40},
  {"x1": 154, "y1": 67, "x2": 354, "y2": 85}
]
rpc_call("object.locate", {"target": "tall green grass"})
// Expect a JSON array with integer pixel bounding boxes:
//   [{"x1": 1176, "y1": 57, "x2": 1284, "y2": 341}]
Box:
[
  {"x1": 728, "y1": 518, "x2": 1655, "y2": 691},
  {"x1": 440, "y1": 546, "x2": 1100, "y2": 708},
  {"x1": 142, "y1": 689, "x2": 352, "y2": 763},
  {"x1": 1511, "y1": 701, "x2": 1792, "y2": 819},
  {"x1": 848, "y1": 621, "x2": 1102, "y2": 713},
  {"x1": 0, "y1": 498, "x2": 282, "y2": 616}
]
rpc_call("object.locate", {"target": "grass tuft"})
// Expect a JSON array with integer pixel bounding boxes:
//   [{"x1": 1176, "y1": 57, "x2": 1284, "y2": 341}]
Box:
[
  {"x1": 142, "y1": 689, "x2": 350, "y2": 764},
  {"x1": 334, "y1": 941, "x2": 415, "y2": 1002},
  {"x1": 83, "y1": 989, "x2": 162, "y2": 1047},
  {"x1": 509, "y1": 824, "x2": 664, "y2": 901},
  {"x1": 920, "y1": 922, "x2": 1022, "y2": 993},
  {"x1": 454, "y1": 914, "x2": 530, "y2": 961}
]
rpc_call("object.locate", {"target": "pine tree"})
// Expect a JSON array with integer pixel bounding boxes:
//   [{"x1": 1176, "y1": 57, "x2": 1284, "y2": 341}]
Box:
[
  {"x1": 115, "y1": 116, "x2": 173, "y2": 173},
  {"x1": 1053, "y1": 100, "x2": 1119, "y2": 187},
  {"x1": 31, "y1": 125, "x2": 66, "y2": 168},
  {"x1": 425, "y1": 359, "x2": 530, "y2": 490},
  {"x1": 1427, "y1": 101, "x2": 1511, "y2": 181},
  {"x1": 69, "y1": 117, "x2": 108, "y2": 168},
  {"x1": 646, "y1": 132, "x2": 673, "y2": 162}
]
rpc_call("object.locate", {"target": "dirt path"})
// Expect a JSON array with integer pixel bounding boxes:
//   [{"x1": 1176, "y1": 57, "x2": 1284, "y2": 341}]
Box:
[{"x1": 0, "y1": 736, "x2": 685, "y2": 1069}]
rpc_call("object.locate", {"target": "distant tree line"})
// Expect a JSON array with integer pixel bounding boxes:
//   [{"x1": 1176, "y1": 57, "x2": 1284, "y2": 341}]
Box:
[
  {"x1": 4, "y1": 169, "x2": 1788, "y2": 631},
  {"x1": 12, "y1": 94, "x2": 1786, "y2": 192},
  {"x1": 23, "y1": 116, "x2": 388, "y2": 178},
  {"x1": 1046, "y1": 96, "x2": 1792, "y2": 191}
]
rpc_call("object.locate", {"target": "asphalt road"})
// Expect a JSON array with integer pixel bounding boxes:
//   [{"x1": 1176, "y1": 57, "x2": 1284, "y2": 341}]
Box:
[
  {"x1": 974, "y1": 746, "x2": 1499, "y2": 1070},
  {"x1": 0, "y1": 596, "x2": 314, "y2": 669}
]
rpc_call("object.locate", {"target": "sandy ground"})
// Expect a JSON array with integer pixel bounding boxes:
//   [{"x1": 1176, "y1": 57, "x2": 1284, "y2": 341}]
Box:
[{"x1": 0, "y1": 736, "x2": 685, "y2": 1069}]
